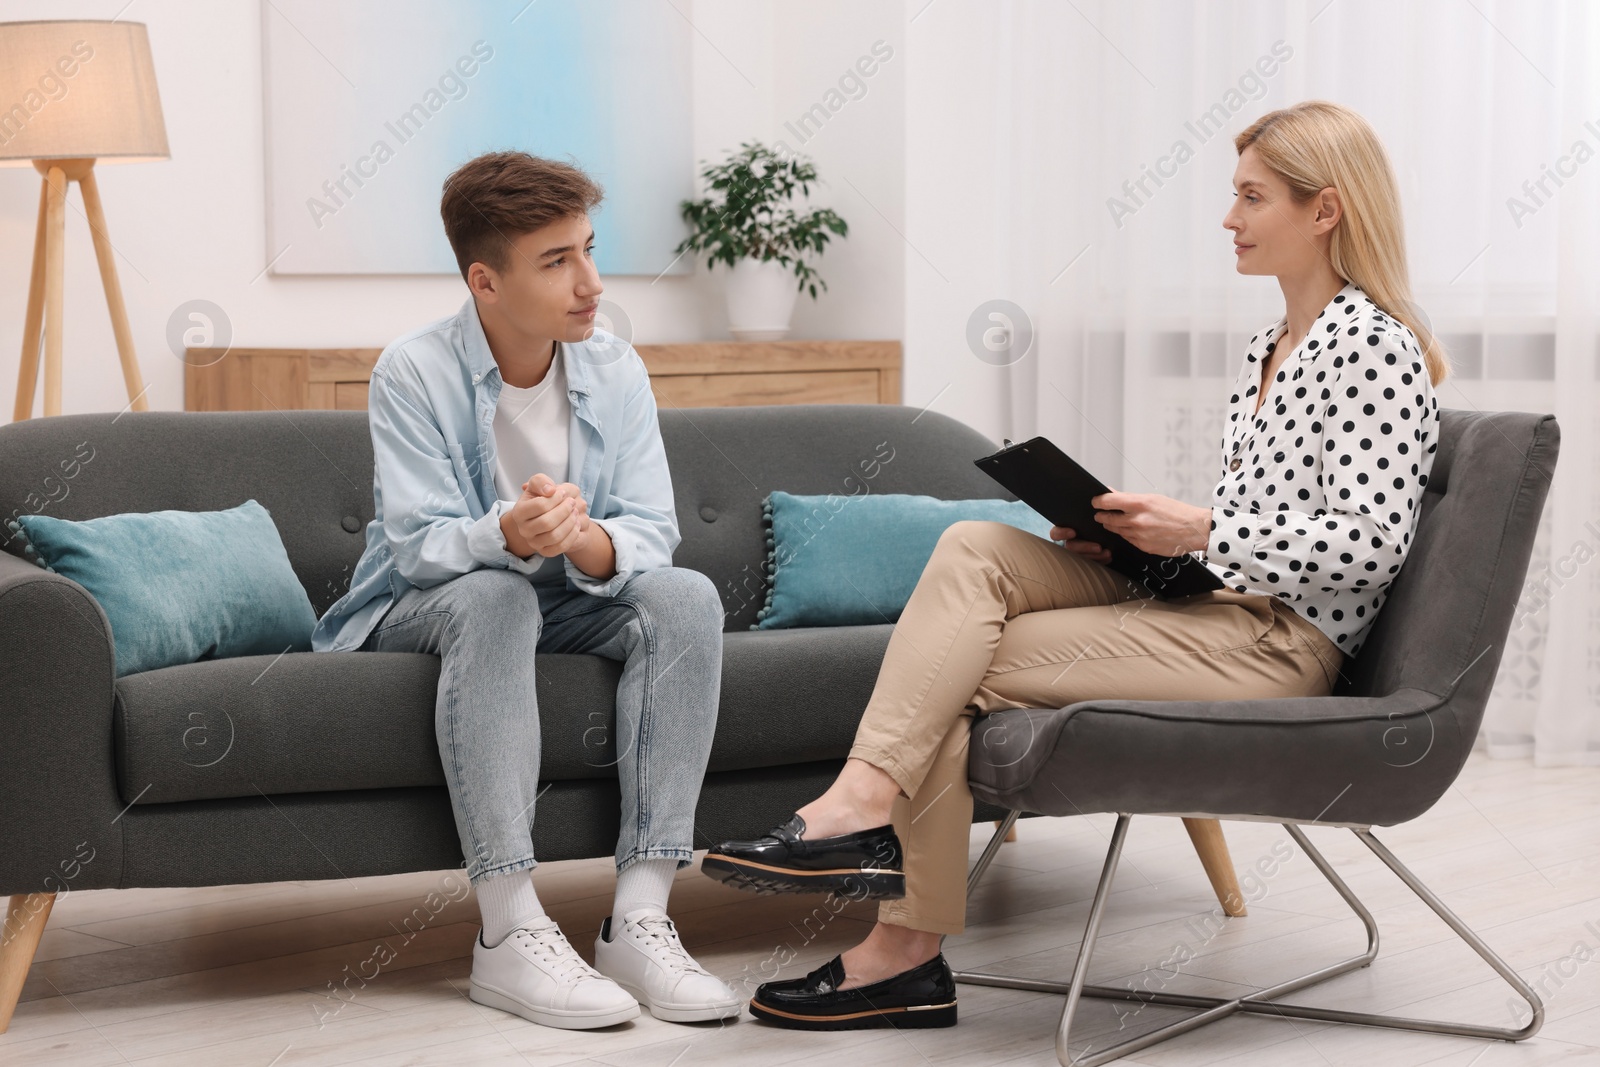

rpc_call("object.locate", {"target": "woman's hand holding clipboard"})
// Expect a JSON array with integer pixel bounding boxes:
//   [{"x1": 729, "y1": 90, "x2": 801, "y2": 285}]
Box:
[
  {"x1": 974, "y1": 436, "x2": 1225, "y2": 600},
  {"x1": 1048, "y1": 523, "x2": 1114, "y2": 566}
]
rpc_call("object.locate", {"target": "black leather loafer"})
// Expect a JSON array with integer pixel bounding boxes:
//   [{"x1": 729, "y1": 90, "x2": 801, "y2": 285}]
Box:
[
  {"x1": 701, "y1": 814, "x2": 904, "y2": 898},
  {"x1": 749, "y1": 953, "x2": 957, "y2": 1029}
]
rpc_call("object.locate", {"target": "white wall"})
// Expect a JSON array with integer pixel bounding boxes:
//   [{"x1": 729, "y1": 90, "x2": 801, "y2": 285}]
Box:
[
  {"x1": 0, "y1": 0, "x2": 906, "y2": 419},
  {"x1": 900, "y1": 1, "x2": 1014, "y2": 445}
]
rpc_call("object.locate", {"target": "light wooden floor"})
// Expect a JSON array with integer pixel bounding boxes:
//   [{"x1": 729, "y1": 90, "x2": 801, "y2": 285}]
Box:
[{"x1": 5, "y1": 753, "x2": 1600, "y2": 1066}]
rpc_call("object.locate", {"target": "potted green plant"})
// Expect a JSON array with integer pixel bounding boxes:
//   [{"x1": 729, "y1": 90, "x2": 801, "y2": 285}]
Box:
[{"x1": 675, "y1": 141, "x2": 848, "y2": 340}]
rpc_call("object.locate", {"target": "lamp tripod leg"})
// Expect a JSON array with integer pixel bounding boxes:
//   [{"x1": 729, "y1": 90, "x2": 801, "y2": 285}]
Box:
[
  {"x1": 42, "y1": 166, "x2": 68, "y2": 420},
  {"x1": 13, "y1": 178, "x2": 49, "y2": 423},
  {"x1": 79, "y1": 165, "x2": 149, "y2": 414}
]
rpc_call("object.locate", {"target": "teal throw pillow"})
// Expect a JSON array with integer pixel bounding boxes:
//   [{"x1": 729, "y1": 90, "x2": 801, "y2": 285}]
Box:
[
  {"x1": 11, "y1": 499, "x2": 317, "y2": 676},
  {"x1": 753, "y1": 491, "x2": 1053, "y2": 629}
]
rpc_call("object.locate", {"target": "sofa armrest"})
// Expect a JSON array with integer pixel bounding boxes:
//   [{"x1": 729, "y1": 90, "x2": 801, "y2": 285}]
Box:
[{"x1": 0, "y1": 551, "x2": 123, "y2": 895}]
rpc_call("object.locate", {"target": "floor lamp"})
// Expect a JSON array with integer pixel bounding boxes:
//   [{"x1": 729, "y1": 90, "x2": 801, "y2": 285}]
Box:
[{"x1": 0, "y1": 20, "x2": 169, "y2": 421}]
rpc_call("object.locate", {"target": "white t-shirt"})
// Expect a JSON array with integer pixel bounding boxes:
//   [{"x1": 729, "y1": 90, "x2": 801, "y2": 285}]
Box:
[{"x1": 491, "y1": 345, "x2": 570, "y2": 504}]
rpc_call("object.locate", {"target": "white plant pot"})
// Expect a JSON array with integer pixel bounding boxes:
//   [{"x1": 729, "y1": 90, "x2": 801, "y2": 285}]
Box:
[{"x1": 724, "y1": 257, "x2": 799, "y2": 341}]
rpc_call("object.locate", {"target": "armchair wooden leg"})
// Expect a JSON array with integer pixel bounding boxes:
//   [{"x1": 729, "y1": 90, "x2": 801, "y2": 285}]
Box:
[
  {"x1": 1182, "y1": 817, "x2": 1247, "y2": 916},
  {"x1": 994, "y1": 818, "x2": 1018, "y2": 842},
  {"x1": 0, "y1": 893, "x2": 55, "y2": 1033}
]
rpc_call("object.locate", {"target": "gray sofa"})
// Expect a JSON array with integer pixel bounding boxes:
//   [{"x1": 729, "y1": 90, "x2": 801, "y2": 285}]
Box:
[{"x1": 0, "y1": 403, "x2": 1016, "y2": 906}]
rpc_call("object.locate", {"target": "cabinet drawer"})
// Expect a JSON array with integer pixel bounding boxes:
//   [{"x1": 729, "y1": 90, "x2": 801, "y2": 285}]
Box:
[{"x1": 650, "y1": 370, "x2": 881, "y2": 408}]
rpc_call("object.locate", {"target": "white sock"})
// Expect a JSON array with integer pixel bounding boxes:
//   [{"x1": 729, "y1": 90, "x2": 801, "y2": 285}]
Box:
[
  {"x1": 476, "y1": 868, "x2": 545, "y2": 948},
  {"x1": 608, "y1": 858, "x2": 678, "y2": 937}
]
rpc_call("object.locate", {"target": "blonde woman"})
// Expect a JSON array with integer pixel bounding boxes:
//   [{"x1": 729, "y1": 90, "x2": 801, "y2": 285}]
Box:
[{"x1": 704, "y1": 100, "x2": 1448, "y2": 1030}]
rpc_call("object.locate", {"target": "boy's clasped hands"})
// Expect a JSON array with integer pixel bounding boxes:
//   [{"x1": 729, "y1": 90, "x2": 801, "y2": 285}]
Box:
[{"x1": 501, "y1": 472, "x2": 591, "y2": 560}]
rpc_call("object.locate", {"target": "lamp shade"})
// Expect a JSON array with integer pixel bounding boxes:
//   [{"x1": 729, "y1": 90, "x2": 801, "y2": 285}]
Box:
[{"x1": 0, "y1": 20, "x2": 168, "y2": 165}]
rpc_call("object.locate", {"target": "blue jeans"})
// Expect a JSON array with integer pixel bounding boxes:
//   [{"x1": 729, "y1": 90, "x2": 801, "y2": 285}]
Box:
[{"x1": 359, "y1": 564, "x2": 724, "y2": 883}]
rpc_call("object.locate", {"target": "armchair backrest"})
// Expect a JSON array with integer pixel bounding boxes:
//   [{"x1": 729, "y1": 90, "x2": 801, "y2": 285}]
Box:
[{"x1": 1333, "y1": 410, "x2": 1559, "y2": 748}]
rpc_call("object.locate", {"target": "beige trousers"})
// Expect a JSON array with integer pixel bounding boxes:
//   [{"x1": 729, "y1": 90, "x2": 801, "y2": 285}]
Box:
[{"x1": 847, "y1": 520, "x2": 1346, "y2": 935}]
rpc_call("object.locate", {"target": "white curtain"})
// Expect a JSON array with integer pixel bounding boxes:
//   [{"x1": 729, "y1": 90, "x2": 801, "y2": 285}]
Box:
[{"x1": 905, "y1": 0, "x2": 1600, "y2": 764}]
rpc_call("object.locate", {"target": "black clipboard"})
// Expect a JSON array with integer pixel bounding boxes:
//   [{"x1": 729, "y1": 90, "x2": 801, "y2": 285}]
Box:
[{"x1": 974, "y1": 436, "x2": 1225, "y2": 600}]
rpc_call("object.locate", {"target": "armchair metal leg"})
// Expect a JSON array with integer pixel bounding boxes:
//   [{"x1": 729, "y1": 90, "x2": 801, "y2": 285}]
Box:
[
  {"x1": 967, "y1": 809, "x2": 1020, "y2": 898},
  {"x1": 955, "y1": 818, "x2": 1542, "y2": 1066}
]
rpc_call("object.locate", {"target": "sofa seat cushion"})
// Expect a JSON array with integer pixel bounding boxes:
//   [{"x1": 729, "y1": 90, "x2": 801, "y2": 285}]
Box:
[{"x1": 114, "y1": 624, "x2": 893, "y2": 805}]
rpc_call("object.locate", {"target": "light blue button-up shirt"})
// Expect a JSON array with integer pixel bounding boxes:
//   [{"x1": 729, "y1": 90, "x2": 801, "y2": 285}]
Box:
[{"x1": 311, "y1": 296, "x2": 680, "y2": 653}]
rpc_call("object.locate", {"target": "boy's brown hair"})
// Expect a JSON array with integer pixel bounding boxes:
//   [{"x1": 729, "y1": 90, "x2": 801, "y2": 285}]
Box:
[{"x1": 439, "y1": 151, "x2": 604, "y2": 283}]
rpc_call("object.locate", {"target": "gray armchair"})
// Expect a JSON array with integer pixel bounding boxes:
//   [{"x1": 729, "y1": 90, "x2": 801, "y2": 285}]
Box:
[{"x1": 961, "y1": 408, "x2": 1559, "y2": 1065}]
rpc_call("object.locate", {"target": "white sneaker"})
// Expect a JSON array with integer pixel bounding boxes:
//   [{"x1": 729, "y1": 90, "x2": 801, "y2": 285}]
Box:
[
  {"x1": 594, "y1": 908, "x2": 743, "y2": 1023},
  {"x1": 469, "y1": 916, "x2": 640, "y2": 1029}
]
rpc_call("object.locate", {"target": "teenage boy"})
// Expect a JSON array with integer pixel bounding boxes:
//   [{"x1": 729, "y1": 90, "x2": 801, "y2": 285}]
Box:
[{"x1": 311, "y1": 150, "x2": 739, "y2": 1029}]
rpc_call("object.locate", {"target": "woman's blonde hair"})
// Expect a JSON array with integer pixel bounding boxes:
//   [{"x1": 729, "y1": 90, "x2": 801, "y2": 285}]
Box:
[{"x1": 1235, "y1": 101, "x2": 1447, "y2": 387}]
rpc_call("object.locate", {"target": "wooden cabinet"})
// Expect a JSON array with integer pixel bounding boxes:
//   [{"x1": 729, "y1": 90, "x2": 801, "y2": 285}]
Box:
[
  {"x1": 183, "y1": 348, "x2": 375, "y2": 413},
  {"x1": 183, "y1": 340, "x2": 901, "y2": 412}
]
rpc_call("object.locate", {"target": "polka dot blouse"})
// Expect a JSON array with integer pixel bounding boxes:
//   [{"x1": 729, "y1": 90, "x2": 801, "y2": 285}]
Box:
[{"x1": 1199, "y1": 281, "x2": 1439, "y2": 657}]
